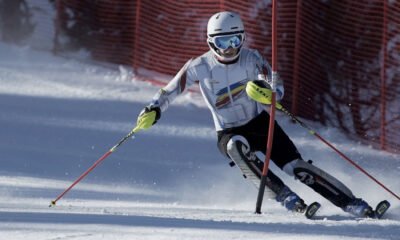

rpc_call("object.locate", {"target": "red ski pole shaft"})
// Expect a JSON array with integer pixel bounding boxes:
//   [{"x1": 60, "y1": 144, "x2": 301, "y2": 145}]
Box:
[
  {"x1": 278, "y1": 105, "x2": 400, "y2": 201},
  {"x1": 50, "y1": 151, "x2": 113, "y2": 206},
  {"x1": 314, "y1": 132, "x2": 400, "y2": 201},
  {"x1": 255, "y1": 0, "x2": 278, "y2": 214},
  {"x1": 49, "y1": 126, "x2": 139, "y2": 207}
]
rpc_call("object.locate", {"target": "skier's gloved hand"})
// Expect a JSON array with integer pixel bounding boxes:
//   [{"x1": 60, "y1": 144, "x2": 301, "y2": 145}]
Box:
[
  {"x1": 246, "y1": 80, "x2": 273, "y2": 104},
  {"x1": 136, "y1": 106, "x2": 161, "y2": 130}
]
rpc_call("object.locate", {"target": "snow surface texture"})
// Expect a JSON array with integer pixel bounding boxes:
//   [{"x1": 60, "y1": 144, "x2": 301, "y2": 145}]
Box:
[{"x1": 0, "y1": 42, "x2": 399, "y2": 239}]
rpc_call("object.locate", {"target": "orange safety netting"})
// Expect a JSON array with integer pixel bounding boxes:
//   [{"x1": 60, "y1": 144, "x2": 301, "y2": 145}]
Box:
[{"x1": 53, "y1": 0, "x2": 400, "y2": 153}]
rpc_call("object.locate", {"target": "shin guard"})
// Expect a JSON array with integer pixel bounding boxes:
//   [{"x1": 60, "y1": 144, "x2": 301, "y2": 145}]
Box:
[
  {"x1": 284, "y1": 159, "x2": 354, "y2": 208},
  {"x1": 227, "y1": 136, "x2": 290, "y2": 199}
]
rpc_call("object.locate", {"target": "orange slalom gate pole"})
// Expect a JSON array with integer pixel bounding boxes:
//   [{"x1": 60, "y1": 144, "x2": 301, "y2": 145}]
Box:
[{"x1": 255, "y1": 0, "x2": 278, "y2": 214}]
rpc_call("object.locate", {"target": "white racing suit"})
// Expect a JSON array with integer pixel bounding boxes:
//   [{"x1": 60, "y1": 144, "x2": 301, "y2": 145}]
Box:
[
  {"x1": 150, "y1": 48, "x2": 283, "y2": 131},
  {"x1": 148, "y1": 48, "x2": 357, "y2": 210}
]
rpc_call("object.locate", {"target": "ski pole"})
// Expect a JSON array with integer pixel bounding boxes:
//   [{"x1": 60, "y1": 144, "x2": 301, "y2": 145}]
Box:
[
  {"x1": 255, "y1": 0, "x2": 278, "y2": 214},
  {"x1": 49, "y1": 126, "x2": 141, "y2": 207},
  {"x1": 276, "y1": 103, "x2": 400, "y2": 201}
]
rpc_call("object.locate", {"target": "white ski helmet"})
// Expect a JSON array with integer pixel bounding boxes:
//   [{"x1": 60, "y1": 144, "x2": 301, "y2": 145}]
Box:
[{"x1": 207, "y1": 11, "x2": 245, "y2": 61}]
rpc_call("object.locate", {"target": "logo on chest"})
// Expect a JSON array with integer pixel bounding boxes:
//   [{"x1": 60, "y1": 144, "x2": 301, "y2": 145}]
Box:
[{"x1": 215, "y1": 80, "x2": 247, "y2": 108}]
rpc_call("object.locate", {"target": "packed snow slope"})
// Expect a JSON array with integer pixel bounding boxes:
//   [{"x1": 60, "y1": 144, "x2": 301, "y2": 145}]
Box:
[{"x1": 0, "y1": 42, "x2": 399, "y2": 240}]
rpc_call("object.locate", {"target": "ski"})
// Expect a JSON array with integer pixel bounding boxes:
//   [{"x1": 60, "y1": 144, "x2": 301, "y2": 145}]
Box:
[
  {"x1": 372, "y1": 200, "x2": 390, "y2": 219},
  {"x1": 305, "y1": 201, "x2": 321, "y2": 219}
]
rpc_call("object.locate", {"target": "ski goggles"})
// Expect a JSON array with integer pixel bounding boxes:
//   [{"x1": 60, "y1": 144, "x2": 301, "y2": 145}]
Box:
[{"x1": 209, "y1": 33, "x2": 244, "y2": 50}]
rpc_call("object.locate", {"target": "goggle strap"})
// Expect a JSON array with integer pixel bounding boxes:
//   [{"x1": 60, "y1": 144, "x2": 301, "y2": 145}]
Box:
[{"x1": 208, "y1": 30, "x2": 244, "y2": 37}]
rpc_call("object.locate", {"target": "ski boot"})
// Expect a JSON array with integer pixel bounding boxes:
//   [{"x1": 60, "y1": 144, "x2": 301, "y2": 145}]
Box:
[
  {"x1": 343, "y1": 198, "x2": 374, "y2": 218},
  {"x1": 276, "y1": 186, "x2": 307, "y2": 213}
]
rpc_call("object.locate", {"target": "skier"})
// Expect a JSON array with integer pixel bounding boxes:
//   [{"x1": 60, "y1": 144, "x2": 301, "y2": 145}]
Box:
[{"x1": 136, "y1": 11, "x2": 374, "y2": 217}]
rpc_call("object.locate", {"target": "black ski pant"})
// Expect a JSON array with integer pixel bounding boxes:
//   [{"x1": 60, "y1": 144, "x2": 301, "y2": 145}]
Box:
[
  {"x1": 217, "y1": 111, "x2": 301, "y2": 169},
  {"x1": 217, "y1": 111, "x2": 356, "y2": 209}
]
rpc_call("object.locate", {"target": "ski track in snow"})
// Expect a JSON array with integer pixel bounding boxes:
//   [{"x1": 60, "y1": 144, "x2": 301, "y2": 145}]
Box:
[{"x1": 0, "y1": 43, "x2": 399, "y2": 239}]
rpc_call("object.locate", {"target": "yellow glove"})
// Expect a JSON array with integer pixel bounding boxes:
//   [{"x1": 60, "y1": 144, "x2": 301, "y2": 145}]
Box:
[
  {"x1": 137, "y1": 106, "x2": 161, "y2": 130},
  {"x1": 246, "y1": 80, "x2": 283, "y2": 110},
  {"x1": 246, "y1": 80, "x2": 273, "y2": 104}
]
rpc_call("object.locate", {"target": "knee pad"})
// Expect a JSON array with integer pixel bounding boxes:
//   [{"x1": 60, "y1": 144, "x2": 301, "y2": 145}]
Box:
[
  {"x1": 227, "y1": 135, "x2": 250, "y2": 155},
  {"x1": 226, "y1": 135, "x2": 260, "y2": 183},
  {"x1": 227, "y1": 135, "x2": 257, "y2": 171},
  {"x1": 227, "y1": 135, "x2": 259, "y2": 162}
]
